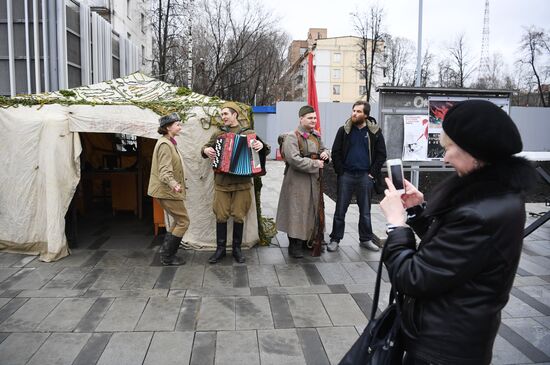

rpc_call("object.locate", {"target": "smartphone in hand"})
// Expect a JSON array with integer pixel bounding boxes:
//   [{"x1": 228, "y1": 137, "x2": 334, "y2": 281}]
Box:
[{"x1": 387, "y1": 159, "x2": 406, "y2": 194}]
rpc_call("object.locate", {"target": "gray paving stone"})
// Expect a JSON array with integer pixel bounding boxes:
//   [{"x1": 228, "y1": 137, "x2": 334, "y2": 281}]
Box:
[
  {"x1": 492, "y1": 335, "x2": 532, "y2": 365},
  {"x1": 27, "y1": 332, "x2": 91, "y2": 365},
  {"x1": 216, "y1": 330, "x2": 260, "y2": 365},
  {"x1": 97, "y1": 332, "x2": 153, "y2": 365},
  {"x1": 267, "y1": 285, "x2": 331, "y2": 295},
  {"x1": 17, "y1": 288, "x2": 85, "y2": 297},
  {"x1": 301, "y1": 263, "x2": 326, "y2": 285},
  {"x1": 0, "y1": 268, "x2": 19, "y2": 284},
  {"x1": 247, "y1": 265, "x2": 279, "y2": 287},
  {"x1": 0, "y1": 253, "x2": 30, "y2": 267},
  {"x1": 37, "y1": 298, "x2": 97, "y2": 331},
  {"x1": 0, "y1": 297, "x2": 28, "y2": 323},
  {"x1": 236, "y1": 296, "x2": 274, "y2": 330},
  {"x1": 100, "y1": 289, "x2": 169, "y2": 297},
  {"x1": 95, "y1": 297, "x2": 148, "y2": 332},
  {"x1": 0, "y1": 332, "x2": 49, "y2": 365},
  {"x1": 8, "y1": 266, "x2": 62, "y2": 290},
  {"x1": 251, "y1": 287, "x2": 268, "y2": 296},
  {"x1": 258, "y1": 247, "x2": 286, "y2": 265},
  {"x1": 503, "y1": 318, "x2": 550, "y2": 358},
  {"x1": 176, "y1": 297, "x2": 201, "y2": 331},
  {"x1": 135, "y1": 296, "x2": 183, "y2": 331},
  {"x1": 275, "y1": 264, "x2": 310, "y2": 287},
  {"x1": 204, "y1": 266, "x2": 234, "y2": 287},
  {"x1": 81, "y1": 250, "x2": 108, "y2": 267},
  {"x1": 153, "y1": 266, "x2": 177, "y2": 289},
  {"x1": 72, "y1": 333, "x2": 112, "y2": 365},
  {"x1": 320, "y1": 293, "x2": 368, "y2": 326},
  {"x1": 196, "y1": 297, "x2": 235, "y2": 330},
  {"x1": 90, "y1": 267, "x2": 132, "y2": 289},
  {"x1": 74, "y1": 297, "x2": 114, "y2": 332},
  {"x1": 0, "y1": 298, "x2": 10, "y2": 310},
  {"x1": 342, "y1": 262, "x2": 377, "y2": 284},
  {"x1": 95, "y1": 250, "x2": 130, "y2": 267},
  {"x1": 296, "y1": 328, "x2": 331, "y2": 365},
  {"x1": 190, "y1": 331, "x2": 216, "y2": 365},
  {"x1": 516, "y1": 285, "x2": 550, "y2": 307},
  {"x1": 0, "y1": 297, "x2": 61, "y2": 332},
  {"x1": 170, "y1": 264, "x2": 205, "y2": 289},
  {"x1": 234, "y1": 265, "x2": 249, "y2": 287},
  {"x1": 505, "y1": 293, "x2": 545, "y2": 317},
  {"x1": 143, "y1": 331, "x2": 194, "y2": 365},
  {"x1": 535, "y1": 316, "x2": 550, "y2": 330},
  {"x1": 339, "y1": 246, "x2": 364, "y2": 262},
  {"x1": 317, "y1": 326, "x2": 359, "y2": 365},
  {"x1": 121, "y1": 266, "x2": 163, "y2": 289},
  {"x1": 0, "y1": 289, "x2": 21, "y2": 298},
  {"x1": 43, "y1": 267, "x2": 90, "y2": 289},
  {"x1": 287, "y1": 294, "x2": 332, "y2": 327},
  {"x1": 0, "y1": 268, "x2": 34, "y2": 290},
  {"x1": 186, "y1": 287, "x2": 251, "y2": 297},
  {"x1": 269, "y1": 295, "x2": 295, "y2": 329},
  {"x1": 258, "y1": 329, "x2": 307, "y2": 365},
  {"x1": 73, "y1": 268, "x2": 103, "y2": 290},
  {"x1": 315, "y1": 263, "x2": 355, "y2": 285}
]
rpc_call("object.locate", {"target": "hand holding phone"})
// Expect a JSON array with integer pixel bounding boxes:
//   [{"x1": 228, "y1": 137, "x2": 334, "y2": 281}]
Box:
[{"x1": 386, "y1": 159, "x2": 405, "y2": 194}]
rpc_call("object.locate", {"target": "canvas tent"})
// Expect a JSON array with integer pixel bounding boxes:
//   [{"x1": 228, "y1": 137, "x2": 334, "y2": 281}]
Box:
[{"x1": 0, "y1": 73, "x2": 269, "y2": 262}]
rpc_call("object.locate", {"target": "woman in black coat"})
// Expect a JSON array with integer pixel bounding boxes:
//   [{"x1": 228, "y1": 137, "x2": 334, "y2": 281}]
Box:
[{"x1": 380, "y1": 100, "x2": 537, "y2": 365}]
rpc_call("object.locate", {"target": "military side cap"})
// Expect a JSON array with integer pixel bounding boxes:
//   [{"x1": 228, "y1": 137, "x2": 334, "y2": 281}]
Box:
[
  {"x1": 299, "y1": 105, "x2": 315, "y2": 117},
  {"x1": 159, "y1": 112, "x2": 181, "y2": 127},
  {"x1": 221, "y1": 101, "x2": 241, "y2": 115}
]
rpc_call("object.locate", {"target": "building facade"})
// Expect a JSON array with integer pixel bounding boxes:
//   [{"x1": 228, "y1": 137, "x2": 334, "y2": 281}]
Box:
[
  {"x1": 285, "y1": 29, "x2": 385, "y2": 103},
  {"x1": 0, "y1": 0, "x2": 152, "y2": 97}
]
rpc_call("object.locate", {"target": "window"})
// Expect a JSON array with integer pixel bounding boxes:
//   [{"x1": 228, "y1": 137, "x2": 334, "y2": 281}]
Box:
[
  {"x1": 359, "y1": 70, "x2": 366, "y2": 80},
  {"x1": 359, "y1": 85, "x2": 367, "y2": 95},
  {"x1": 333, "y1": 85, "x2": 340, "y2": 95},
  {"x1": 66, "y1": 0, "x2": 81, "y2": 88},
  {"x1": 140, "y1": 13, "x2": 145, "y2": 33},
  {"x1": 112, "y1": 33, "x2": 120, "y2": 78},
  {"x1": 333, "y1": 52, "x2": 341, "y2": 63},
  {"x1": 332, "y1": 69, "x2": 341, "y2": 80}
]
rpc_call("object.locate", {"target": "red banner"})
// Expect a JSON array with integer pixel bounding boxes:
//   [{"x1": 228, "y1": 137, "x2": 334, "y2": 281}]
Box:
[{"x1": 307, "y1": 52, "x2": 321, "y2": 133}]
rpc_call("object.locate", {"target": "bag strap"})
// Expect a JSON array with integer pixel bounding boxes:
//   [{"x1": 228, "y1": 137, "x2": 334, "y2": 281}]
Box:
[{"x1": 370, "y1": 248, "x2": 410, "y2": 319}]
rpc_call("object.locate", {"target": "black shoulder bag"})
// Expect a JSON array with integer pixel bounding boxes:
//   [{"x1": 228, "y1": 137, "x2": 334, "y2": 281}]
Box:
[{"x1": 338, "y1": 250, "x2": 405, "y2": 365}]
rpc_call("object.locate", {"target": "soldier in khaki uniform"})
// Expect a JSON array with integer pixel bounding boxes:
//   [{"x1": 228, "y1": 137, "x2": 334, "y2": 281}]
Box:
[
  {"x1": 202, "y1": 102, "x2": 265, "y2": 264},
  {"x1": 148, "y1": 113, "x2": 189, "y2": 265}
]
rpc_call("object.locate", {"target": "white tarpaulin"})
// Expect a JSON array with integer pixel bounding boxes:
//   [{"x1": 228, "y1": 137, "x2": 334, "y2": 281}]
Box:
[{"x1": 0, "y1": 73, "x2": 259, "y2": 261}]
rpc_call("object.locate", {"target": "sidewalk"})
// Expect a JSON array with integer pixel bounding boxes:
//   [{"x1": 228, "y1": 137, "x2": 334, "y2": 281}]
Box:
[{"x1": 0, "y1": 160, "x2": 549, "y2": 364}]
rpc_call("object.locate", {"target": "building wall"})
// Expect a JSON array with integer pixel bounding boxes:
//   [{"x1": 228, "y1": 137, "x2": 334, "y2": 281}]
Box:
[{"x1": 0, "y1": 0, "x2": 151, "y2": 96}]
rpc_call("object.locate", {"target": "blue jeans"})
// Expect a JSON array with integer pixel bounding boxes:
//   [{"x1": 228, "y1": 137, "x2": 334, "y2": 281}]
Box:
[{"x1": 330, "y1": 171, "x2": 373, "y2": 242}]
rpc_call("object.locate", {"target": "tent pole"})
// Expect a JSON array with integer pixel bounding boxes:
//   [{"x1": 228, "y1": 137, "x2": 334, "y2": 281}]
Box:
[{"x1": 137, "y1": 137, "x2": 143, "y2": 220}]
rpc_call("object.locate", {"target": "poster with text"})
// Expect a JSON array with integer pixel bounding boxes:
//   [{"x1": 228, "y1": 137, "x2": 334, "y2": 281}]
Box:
[{"x1": 403, "y1": 115, "x2": 429, "y2": 161}]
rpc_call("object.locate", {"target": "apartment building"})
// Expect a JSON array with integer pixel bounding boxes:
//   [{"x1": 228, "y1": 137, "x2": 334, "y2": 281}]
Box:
[
  {"x1": 0, "y1": 0, "x2": 153, "y2": 96},
  {"x1": 285, "y1": 28, "x2": 385, "y2": 103}
]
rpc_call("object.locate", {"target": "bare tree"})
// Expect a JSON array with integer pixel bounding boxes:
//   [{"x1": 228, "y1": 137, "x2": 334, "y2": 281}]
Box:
[
  {"x1": 150, "y1": 0, "x2": 188, "y2": 83},
  {"x1": 473, "y1": 52, "x2": 506, "y2": 89},
  {"x1": 518, "y1": 26, "x2": 549, "y2": 107},
  {"x1": 384, "y1": 35, "x2": 415, "y2": 86},
  {"x1": 192, "y1": 0, "x2": 288, "y2": 103},
  {"x1": 352, "y1": 5, "x2": 384, "y2": 101},
  {"x1": 416, "y1": 47, "x2": 434, "y2": 87},
  {"x1": 448, "y1": 34, "x2": 476, "y2": 87}
]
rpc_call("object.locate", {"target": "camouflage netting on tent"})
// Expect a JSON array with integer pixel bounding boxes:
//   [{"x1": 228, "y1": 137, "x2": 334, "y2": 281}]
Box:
[{"x1": 0, "y1": 73, "x2": 276, "y2": 261}]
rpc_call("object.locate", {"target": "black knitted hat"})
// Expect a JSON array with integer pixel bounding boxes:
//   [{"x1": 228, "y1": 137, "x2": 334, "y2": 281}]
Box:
[{"x1": 442, "y1": 100, "x2": 522, "y2": 162}]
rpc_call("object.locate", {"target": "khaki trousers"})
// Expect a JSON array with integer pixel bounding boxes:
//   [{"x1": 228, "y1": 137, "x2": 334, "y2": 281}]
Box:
[
  {"x1": 213, "y1": 189, "x2": 251, "y2": 223},
  {"x1": 158, "y1": 199, "x2": 190, "y2": 237}
]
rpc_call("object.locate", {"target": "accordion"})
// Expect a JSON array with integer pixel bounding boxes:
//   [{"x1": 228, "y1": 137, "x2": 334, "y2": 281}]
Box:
[{"x1": 212, "y1": 132, "x2": 262, "y2": 176}]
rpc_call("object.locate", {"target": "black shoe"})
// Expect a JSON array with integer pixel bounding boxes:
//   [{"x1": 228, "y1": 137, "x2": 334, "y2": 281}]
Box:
[
  {"x1": 159, "y1": 232, "x2": 172, "y2": 255},
  {"x1": 161, "y1": 235, "x2": 185, "y2": 266},
  {"x1": 232, "y1": 222, "x2": 245, "y2": 263},
  {"x1": 209, "y1": 222, "x2": 227, "y2": 264},
  {"x1": 287, "y1": 236, "x2": 295, "y2": 257}
]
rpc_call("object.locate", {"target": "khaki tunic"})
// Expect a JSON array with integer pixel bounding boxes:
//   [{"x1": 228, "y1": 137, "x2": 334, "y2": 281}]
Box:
[
  {"x1": 201, "y1": 126, "x2": 260, "y2": 222},
  {"x1": 276, "y1": 128, "x2": 329, "y2": 241},
  {"x1": 148, "y1": 136, "x2": 186, "y2": 200}
]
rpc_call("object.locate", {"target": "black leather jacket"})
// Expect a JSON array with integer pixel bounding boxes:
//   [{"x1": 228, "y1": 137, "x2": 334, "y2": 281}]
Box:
[{"x1": 383, "y1": 157, "x2": 536, "y2": 365}]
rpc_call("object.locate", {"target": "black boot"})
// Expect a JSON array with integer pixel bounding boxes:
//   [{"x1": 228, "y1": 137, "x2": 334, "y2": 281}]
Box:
[
  {"x1": 292, "y1": 239, "x2": 304, "y2": 258},
  {"x1": 161, "y1": 235, "x2": 185, "y2": 266},
  {"x1": 159, "y1": 232, "x2": 172, "y2": 255},
  {"x1": 209, "y1": 222, "x2": 227, "y2": 264},
  {"x1": 232, "y1": 222, "x2": 245, "y2": 263},
  {"x1": 287, "y1": 236, "x2": 295, "y2": 257}
]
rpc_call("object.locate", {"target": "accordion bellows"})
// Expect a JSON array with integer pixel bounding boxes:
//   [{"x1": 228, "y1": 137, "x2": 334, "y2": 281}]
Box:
[{"x1": 212, "y1": 132, "x2": 262, "y2": 177}]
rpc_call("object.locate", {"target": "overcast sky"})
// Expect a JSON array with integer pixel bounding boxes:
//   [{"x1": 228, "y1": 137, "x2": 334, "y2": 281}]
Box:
[{"x1": 267, "y1": 0, "x2": 550, "y2": 72}]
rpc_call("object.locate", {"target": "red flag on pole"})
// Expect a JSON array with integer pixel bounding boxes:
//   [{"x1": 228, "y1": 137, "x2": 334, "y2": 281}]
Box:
[{"x1": 307, "y1": 52, "x2": 321, "y2": 133}]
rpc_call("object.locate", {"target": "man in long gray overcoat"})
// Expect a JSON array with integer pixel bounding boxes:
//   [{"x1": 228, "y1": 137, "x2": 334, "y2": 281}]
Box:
[{"x1": 276, "y1": 105, "x2": 330, "y2": 258}]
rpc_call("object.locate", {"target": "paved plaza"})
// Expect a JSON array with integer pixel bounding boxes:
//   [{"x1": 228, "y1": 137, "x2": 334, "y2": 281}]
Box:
[{"x1": 0, "y1": 161, "x2": 549, "y2": 364}]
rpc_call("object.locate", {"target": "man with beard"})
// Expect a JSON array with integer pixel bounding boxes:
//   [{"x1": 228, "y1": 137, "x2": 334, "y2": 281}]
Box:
[{"x1": 327, "y1": 101, "x2": 387, "y2": 252}]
